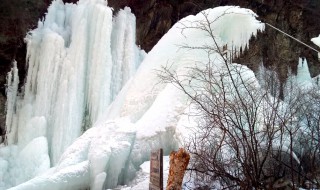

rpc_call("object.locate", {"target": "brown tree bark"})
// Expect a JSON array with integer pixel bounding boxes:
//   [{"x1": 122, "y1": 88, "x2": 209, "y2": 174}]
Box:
[{"x1": 166, "y1": 148, "x2": 190, "y2": 190}]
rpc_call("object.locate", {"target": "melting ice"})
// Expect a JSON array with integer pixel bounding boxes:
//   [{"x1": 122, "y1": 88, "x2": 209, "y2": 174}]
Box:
[{"x1": 0, "y1": 2, "x2": 267, "y2": 190}]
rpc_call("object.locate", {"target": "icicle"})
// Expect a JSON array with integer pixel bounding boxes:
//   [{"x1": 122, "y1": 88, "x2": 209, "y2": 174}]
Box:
[
  {"x1": 110, "y1": 7, "x2": 137, "y2": 101},
  {"x1": 85, "y1": 3, "x2": 113, "y2": 128},
  {"x1": 204, "y1": 6, "x2": 265, "y2": 58},
  {"x1": 5, "y1": 60, "x2": 19, "y2": 145},
  {"x1": 296, "y1": 58, "x2": 313, "y2": 88}
]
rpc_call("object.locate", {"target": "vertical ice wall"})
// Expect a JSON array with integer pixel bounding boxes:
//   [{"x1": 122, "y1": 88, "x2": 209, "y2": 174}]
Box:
[
  {"x1": 0, "y1": 0, "x2": 144, "y2": 188},
  {"x1": 4, "y1": 61, "x2": 19, "y2": 145},
  {"x1": 111, "y1": 7, "x2": 138, "y2": 100}
]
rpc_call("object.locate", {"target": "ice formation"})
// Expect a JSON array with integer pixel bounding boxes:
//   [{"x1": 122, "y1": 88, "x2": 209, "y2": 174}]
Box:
[
  {"x1": 311, "y1": 34, "x2": 320, "y2": 60},
  {"x1": 1, "y1": 2, "x2": 265, "y2": 190},
  {"x1": 284, "y1": 58, "x2": 314, "y2": 95},
  {"x1": 295, "y1": 58, "x2": 313, "y2": 87},
  {"x1": 4, "y1": 61, "x2": 19, "y2": 144},
  {"x1": 1, "y1": 0, "x2": 143, "y2": 189},
  {"x1": 311, "y1": 34, "x2": 320, "y2": 47}
]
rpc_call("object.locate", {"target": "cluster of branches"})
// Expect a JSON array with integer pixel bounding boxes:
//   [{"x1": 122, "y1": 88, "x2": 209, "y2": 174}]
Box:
[{"x1": 158, "y1": 12, "x2": 320, "y2": 190}]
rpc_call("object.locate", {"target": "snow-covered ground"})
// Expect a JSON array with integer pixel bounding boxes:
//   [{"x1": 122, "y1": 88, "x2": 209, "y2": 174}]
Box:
[
  {"x1": 4, "y1": 0, "x2": 319, "y2": 189},
  {"x1": 119, "y1": 156, "x2": 170, "y2": 190}
]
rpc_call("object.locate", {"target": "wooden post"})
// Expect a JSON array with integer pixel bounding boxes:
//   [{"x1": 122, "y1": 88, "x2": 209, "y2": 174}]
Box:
[{"x1": 149, "y1": 149, "x2": 163, "y2": 190}]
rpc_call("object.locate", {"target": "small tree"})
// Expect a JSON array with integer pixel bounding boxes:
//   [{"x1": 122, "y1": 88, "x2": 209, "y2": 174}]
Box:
[{"x1": 158, "y1": 10, "x2": 320, "y2": 189}]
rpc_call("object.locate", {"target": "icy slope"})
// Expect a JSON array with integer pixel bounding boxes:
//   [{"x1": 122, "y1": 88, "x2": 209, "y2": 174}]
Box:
[
  {"x1": 3, "y1": 4, "x2": 264, "y2": 190},
  {"x1": 112, "y1": 6, "x2": 264, "y2": 122}
]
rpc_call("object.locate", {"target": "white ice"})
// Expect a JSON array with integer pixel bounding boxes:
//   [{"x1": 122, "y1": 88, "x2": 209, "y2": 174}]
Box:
[
  {"x1": 311, "y1": 34, "x2": 320, "y2": 60},
  {"x1": 285, "y1": 58, "x2": 314, "y2": 95},
  {"x1": 311, "y1": 34, "x2": 320, "y2": 47},
  {"x1": 2, "y1": 4, "x2": 265, "y2": 190},
  {"x1": 1, "y1": 0, "x2": 143, "y2": 189},
  {"x1": 4, "y1": 61, "x2": 19, "y2": 145},
  {"x1": 120, "y1": 156, "x2": 170, "y2": 190}
]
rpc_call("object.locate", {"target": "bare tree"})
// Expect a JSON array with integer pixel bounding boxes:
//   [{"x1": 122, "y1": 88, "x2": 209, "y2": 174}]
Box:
[{"x1": 158, "y1": 10, "x2": 320, "y2": 189}]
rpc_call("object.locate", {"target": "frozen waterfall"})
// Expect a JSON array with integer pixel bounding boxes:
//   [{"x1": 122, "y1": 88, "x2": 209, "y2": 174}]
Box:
[
  {"x1": 0, "y1": 0, "x2": 144, "y2": 189},
  {"x1": 1, "y1": 2, "x2": 266, "y2": 190}
]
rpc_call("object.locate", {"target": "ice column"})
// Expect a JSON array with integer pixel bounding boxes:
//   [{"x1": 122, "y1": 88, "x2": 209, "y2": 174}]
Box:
[
  {"x1": 111, "y1": 7, "x2": 138, "y2": 100},
  {"x1": 4, "y1": 61, "x2": 19, "y2": 145},
  {"x1": 3, "y1": 0, "x2": 143, "y2": 167}
]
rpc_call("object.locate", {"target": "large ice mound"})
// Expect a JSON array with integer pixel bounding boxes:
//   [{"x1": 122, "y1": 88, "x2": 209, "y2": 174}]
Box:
[{"x1": 2, "y1": 2, "x2": 265, "y2": 190}]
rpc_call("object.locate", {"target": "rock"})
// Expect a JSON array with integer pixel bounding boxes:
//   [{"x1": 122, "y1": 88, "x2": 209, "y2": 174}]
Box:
[{"x1": 166, "y1": 148, "x2": 190, "y2": 190}]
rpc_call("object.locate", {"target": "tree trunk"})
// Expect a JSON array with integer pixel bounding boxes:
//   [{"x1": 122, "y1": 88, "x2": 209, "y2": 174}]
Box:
[{"x1": 166, "y1": 148, "x2": 190, "y2": 190}]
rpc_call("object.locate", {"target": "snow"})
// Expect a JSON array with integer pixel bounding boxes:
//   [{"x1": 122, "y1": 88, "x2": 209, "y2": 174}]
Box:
[
  {"x1": 311, "y1": 34, "x2": 320, "y2": 47},
  {"x1": 311, "y1": 34, "x2": 320, "y2": 60},
  {"x1": 8, "y1": 161, "x2": 90, "y2": 190},
  {"x1": 1, "y1": 2, "x2": 266, "y2": 190},
  {"x1": 120, "y1": 156, "x2": 170, "y2": 189}
]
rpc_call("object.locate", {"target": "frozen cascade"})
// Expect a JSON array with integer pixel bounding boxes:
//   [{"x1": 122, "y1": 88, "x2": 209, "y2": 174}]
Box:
[
  {"x1": 296, "y1": 58, "x2": 313, "y2": 87},
  {"x1": 285, "y1": 58, "x2": 314, "y2": 97},
  {"x1": 4, "y1": 61, "x2": 19, "y2": 145},
  {"x1": 0, "y1": 0, "x2": 144, "y2": 189},
  {"x1": 2, "y1": 5, "x2": 266, "y2": 190},
  {"x1": 111, "y1": 7, "x2": 138, "y2": 100}
]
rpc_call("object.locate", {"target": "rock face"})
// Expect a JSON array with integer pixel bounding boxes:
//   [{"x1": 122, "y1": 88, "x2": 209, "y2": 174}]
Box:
[
  {"x1": 234, "y1": 0, "x2": 320, "y2": 94},
  {"x1": 0, "y1": 0, "x2": 320, "y2": 138},
  {"x1": 108, "y1": 0, "x2": 320, "y2": 80},
  {"x1": 166, "y1": 148, "x2": 190, "y2": 190}
]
